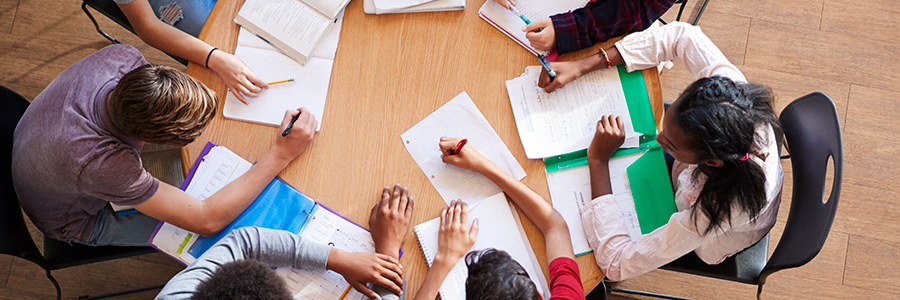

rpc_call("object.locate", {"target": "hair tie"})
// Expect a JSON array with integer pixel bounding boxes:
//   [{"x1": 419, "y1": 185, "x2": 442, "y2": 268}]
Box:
[{"x1": 739, "y1": 153, "x2": 750, "y2": 161}]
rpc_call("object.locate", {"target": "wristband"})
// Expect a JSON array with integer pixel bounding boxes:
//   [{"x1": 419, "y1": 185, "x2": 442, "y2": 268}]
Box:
[
  {"x1": 205, "y1": 47, "x2": 218, "y2": 69},
  {"x1": 598, "y1": 47, "x2": 611, "y2": 69}
]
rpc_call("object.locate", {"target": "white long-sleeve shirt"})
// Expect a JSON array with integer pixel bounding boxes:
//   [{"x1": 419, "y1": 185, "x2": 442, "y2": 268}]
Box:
[{"x1": 581, "y1": 22, "x2": 783, "y2": 281}]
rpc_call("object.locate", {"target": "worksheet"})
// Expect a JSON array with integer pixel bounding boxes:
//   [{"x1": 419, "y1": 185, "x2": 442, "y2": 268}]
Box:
[
  {"x1": 507, "y1": 66, "x2": 639, "y2": 159},
  {"x1": 547, "y1": 151, "x2": 643, "y2": 255},
  {"x1": 401, "y1": 92, "x2": 526, "y2": 206}
]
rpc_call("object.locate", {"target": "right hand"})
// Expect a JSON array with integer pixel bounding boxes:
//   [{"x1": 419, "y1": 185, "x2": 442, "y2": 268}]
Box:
[
  {"x1": 274, "y1": 107, "x2": 317, "y2": 161},
  {"x1": 587, "y1": 115, "x2": 626, "y2": 163},
  {"x1": 439, "y1": 137, "x2": 491, "y2": 173},
  {"x1": 436, "y1": 200, "x2": 479, "y2": 263},
  {"x1": 491, "y1": 0, "x2": 515, "y2": 9},
  {"x1": 538, "y1": 60, "x2": 584, "y2": 93},
  {"x1": 329, "y1": 250, "x2": 404, "y2": 300},
  {"x1": 523, "y1": 18, "x2": 556, "y2": 51}
]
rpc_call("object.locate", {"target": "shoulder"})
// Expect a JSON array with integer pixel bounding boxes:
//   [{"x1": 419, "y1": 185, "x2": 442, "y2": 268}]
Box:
[{"x1": 78, "y1": 143, "x2": 158, "y2": 204}]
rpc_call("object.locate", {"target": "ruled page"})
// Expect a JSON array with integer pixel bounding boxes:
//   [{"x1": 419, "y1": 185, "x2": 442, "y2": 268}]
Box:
[{"x1": 401, "y1": 92, "x2": 526, "y2": 206}]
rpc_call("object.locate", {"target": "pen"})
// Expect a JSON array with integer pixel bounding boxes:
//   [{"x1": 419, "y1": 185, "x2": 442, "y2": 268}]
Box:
[
  {"x1": 538, "y1": 55, "x2": 557, "y2": 81},
  {"x1": 508, "y1": 5, "x2": 531, "y2": 25},
  {"x1": 281, "y1": 112, "x2": 300, "y2": 137},
  {"x1": 267, "y1": 78, "x2": 294, "y2": 85},
  {"x1": 448, "y1": 138, "x2": 468, "y2": 155}
]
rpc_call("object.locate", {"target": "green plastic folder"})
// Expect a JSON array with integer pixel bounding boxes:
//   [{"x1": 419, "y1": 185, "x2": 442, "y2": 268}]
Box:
[{"x1": 545, "y1": 65, "x2": 676, "y2": 234}]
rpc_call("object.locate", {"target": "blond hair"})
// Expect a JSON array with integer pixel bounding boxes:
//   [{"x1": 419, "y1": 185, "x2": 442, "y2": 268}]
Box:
[{"x1": 109, "y1": 64, "x2": 218, "y2": 146}]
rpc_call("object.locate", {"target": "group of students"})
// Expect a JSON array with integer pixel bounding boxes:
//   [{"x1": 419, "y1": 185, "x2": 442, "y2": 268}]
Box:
[{"x1": 10, "y1": 0, "x2": 784, "y2": 299}]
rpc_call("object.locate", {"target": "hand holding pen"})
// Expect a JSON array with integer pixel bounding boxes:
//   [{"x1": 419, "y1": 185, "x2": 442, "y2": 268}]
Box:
[
  {"x1": 440, "y1": 137, "x2": 491, "y2": 173},
  {"x1": 275, "y1": 107, "x2": 318, "y2": 160}
]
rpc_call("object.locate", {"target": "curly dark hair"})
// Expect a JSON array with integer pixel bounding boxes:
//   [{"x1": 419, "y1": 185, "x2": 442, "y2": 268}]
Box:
[
  {"x1": 465, "y1": 249, "x2": 540, "y2": 300},
  {"x1": 672, "y1": 76, "x2": 781, "y2": 235},
  {"x1": 190, "y1": 259, "x2": 292, "y2": 300}
]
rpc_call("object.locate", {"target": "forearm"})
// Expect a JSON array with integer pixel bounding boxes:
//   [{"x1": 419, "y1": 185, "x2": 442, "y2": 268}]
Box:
[
  {"x1": 588, "y1": 160, "x2": 613, "y2": 199},
  {"x1": 477, "y1": 163, "x2": 559, "y2": 234},
  {"x1": 575, "y1": 46, "x2": 625, "y2": 75},
  {"x1": 120, "y1": 1, "x2": 212, "y2": 64},
  {"x1": 412, "y1": 256, "x2": 457, "y2": 300}
]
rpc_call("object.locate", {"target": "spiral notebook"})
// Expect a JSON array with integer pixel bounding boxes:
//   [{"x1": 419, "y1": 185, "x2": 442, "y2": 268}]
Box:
[
  {"x1": 413, "y1": 193, "x2": 549, "y2": 300},
  {"x1": 478, "y1": 0, "x2": 589, "y2": 56}
]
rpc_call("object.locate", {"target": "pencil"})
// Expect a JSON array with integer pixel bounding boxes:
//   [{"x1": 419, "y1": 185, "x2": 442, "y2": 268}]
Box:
[
  {"x1": 267, "y1": 78, "x2": 294, "y2": 85},
  {"x1": 338, "y1": 286, "x2": 352, "y2": 300}
]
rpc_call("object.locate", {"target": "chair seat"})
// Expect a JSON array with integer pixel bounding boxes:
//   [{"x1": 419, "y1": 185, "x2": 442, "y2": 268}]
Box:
[
  {"x1": 660, "y1": 234, "x2": 768, "y2": 284},
  {"x1": 43, "y1": 236, "x2": 157, "y2": 270}
]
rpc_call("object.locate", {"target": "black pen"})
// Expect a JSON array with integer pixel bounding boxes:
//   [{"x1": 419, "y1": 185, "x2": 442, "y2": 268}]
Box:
[{"x1": 282, "y1": 113, "x2": 300, "y2": 136}]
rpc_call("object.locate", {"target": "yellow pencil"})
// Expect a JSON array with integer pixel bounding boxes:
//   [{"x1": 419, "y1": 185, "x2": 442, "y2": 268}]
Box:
[
  {"x1": 267, "y1": 78, "x2": 294, "y2": 85},
  {"x1": 338, "y1": 286, "x2": 352, "y2": 300}
]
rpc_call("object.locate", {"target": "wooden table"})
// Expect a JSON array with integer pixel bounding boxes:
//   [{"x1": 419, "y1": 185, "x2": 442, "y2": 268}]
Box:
[{"x1": 183, "y1": 0, "x2": 664, "y2": 296}]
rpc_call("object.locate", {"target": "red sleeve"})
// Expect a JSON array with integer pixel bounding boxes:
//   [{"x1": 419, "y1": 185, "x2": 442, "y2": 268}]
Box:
[{"x1": 548, "y1": 257, "x2": 585, "y2": 300}]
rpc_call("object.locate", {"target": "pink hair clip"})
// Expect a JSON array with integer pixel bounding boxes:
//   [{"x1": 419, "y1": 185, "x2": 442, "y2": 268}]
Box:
[{"x1": 739, "y1": 153, "x2": 750, "y2": 161}]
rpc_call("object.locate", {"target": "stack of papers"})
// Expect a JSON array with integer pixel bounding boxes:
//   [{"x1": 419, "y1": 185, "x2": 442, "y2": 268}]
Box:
[{"x1": 505, "y1": 66, "x2": 640, "y2": 159}]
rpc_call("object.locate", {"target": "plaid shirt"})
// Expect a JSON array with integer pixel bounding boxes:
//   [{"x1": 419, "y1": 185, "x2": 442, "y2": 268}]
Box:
[{"x1": 551, "y1": 0, "x2": 677, "y2": 54}]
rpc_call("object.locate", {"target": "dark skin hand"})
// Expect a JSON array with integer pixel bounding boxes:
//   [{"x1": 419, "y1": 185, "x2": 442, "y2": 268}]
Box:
[
  {"x1": 587, "y1": 115, "x2": 626, "y2": 199},
  {"x1": 538, "y1": 45, "x2": 626, "y2": 93},
  {"x1": 369, "y1": 184, "x2": 414, "y2": 260}
]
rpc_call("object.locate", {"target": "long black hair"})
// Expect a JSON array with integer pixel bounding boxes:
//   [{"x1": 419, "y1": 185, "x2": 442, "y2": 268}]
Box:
[{"x1": 672, "y1": 76, "x2": 781, "y2": 235}]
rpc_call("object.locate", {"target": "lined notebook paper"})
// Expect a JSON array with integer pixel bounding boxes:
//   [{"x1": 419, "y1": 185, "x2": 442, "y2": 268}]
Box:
[
  {"x1": 401, "y1": 92, "x2": 526, "y2": 206},
  {"x1": 413, "y1": 193, "x2": 549, "y2": 300},
  {"x1": 479, "y1": 0, "x2": 589, "y2": 55},
  {"x1": 223, "y1": 11, "x2": 344, "y2": 130}
]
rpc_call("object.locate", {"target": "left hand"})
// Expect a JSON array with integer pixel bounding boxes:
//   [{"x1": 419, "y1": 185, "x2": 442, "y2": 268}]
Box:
[
  {"x1": 328, "y1": 250, "x2": 404, "y2": 300},
  {"x1": 439, "y1": 137, "x2": 491, "y2": 173},
  {"x1": 538, "y1": 60, "x2": 584, "y2": 93},
  {"x1": 208, "y1": 49, "x2": 268, "y2": 104},
  {"x1": 523, "y1": 18, "x2": 556, "y2": 51},
  {"x1": 587, "y1": 115, "x2": 626, "y2": 163},
  {"x1": 369, "y1": 184, "x2": 414, "y2": 259}
]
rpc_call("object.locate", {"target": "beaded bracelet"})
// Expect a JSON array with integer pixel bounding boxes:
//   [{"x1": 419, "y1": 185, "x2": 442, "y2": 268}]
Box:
[
  {"x1": 205, "y1": 48, "x2": 218, "y2": 69},
  {"x1": 598, "y1": 46, "x2": 611, "y2": 69}
]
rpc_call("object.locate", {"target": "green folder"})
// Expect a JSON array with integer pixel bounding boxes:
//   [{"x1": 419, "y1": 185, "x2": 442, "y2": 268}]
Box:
[{"x1": 545, "y1": 65, "x2": 676, "y2": 234}]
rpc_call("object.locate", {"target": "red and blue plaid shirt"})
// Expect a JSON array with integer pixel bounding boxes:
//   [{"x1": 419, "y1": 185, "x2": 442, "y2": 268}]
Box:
[{"x1": 551, "y1": 0, "x2": 677, "y2": 54}]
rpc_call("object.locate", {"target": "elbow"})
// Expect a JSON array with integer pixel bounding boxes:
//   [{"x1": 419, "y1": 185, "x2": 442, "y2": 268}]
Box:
[{"x1": 194, "y1": 218, "x2": 227, "y2": 237}]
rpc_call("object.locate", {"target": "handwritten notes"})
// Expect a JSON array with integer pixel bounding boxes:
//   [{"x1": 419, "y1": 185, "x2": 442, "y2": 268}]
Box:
[
  {"x1": 401, "y1": 92, "x2": 526, "y2": 206},
  {"x1": 507, "y1": 66, "x2": 639, "y2": 159}
]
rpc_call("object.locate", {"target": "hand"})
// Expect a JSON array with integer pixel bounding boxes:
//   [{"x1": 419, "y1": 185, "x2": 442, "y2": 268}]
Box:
[
  {"x1": 328, "y1": 249, "x2": 404, "y2": 300},
  {"x1": 273, "y1": 107, "x2": 317, "y2": 161},
  {"x1": 538, "y1": 60, "x2": 584, "y2": 93},
  {"x1": 587, "y1": 115, "x2": 626, "y2": 163},
  {"x1": 208, "y1": 50, "x2": 268, "y2": 105},
  {"x1": 440, "y1": 137, "x2": 491, "y2": 173},
  {"x1": 435, "y1": 200, "x2": 479, "y2": 264},
  {"x1": 491, "y1": 0, "x2": 515, "y2": 9},
  {"x1": 369, "y1": 184, "x2": 414, "y2": 259},
  {"x1": 523, "y1": 18, "x2": 556, "y2": 51}
]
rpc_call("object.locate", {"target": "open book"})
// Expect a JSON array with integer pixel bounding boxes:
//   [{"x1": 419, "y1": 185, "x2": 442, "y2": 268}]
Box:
[
  {"x1": 479, "y1": 0, "x2": 589, "y2": 56},
  {"x1": 235, "y1": 0, "x2": 348, "y2": 65},
  {"x1": 364, "y1": 0, "x2": 465, "y2": 14},
  {"x1": 414, "y1": 193, "x2": 550, "y2": 300}
]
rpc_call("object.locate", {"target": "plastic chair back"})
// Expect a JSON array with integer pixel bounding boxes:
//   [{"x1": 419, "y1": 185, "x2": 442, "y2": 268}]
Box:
[{"x1": 759, "y1": 92, "x2": 843, "y2": 287}]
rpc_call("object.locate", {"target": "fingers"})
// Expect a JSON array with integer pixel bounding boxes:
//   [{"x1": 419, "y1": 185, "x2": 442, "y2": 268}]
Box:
[
  {"x1": 231, "y1": 88, "x2": 249, "y2": 105},
  {"x1": 280, "y1": 109, "x2": 298, "y2": 132},
  {"x1": 353, "y1": 283, "x2": 380, "y2": 300},
  {"x1": 405, "y1": 195, "x2": 414, "y2": 219},
  {"x1": 245, "y1": 71, "x2": 268, "y2": 90},
  {"x1": 543, "y1": 79, "x2": 563, "y2": 93},
  {"x1": 439, "y1": 137, "x2": 461, "y2": 155},
  {"x1": 440, "y1": 205, "x2": 449, "y2": 227},
  {"x1": 469, "y1": 218, "x2": 479, "y2": 240},
  {"x1": 616, "y1": 116, "x2": 625, "y2": 134},
  {"x1": 448, "y1": 200, "x2": 459, "y2": 225},
  {"x1": 523, "y1": 21, "x2": 546, "y2": 33},
  {"x1": 391, "y1": 184, "x2": 401, "y2": 211},
  {"x1": 399, "y1": 185, "x2": 409, "y2": 214}
]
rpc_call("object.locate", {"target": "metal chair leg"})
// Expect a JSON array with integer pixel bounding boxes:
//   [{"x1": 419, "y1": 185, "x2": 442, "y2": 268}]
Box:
[
  {"x1": 692, "y1": 0, "x2": 710, "y2": 25},
  {"x1": 675, "y1": 0, "x2": 688, "y2": 22},
  {"x1": 69, "y1": 284, "x2": 166, "y2": 300},
  {"x1": 81, "y1": 2, "x2": 121, "y2": 44},
  {"x1": 46, "y1": 270, "x2": 62, "y2": 300}
]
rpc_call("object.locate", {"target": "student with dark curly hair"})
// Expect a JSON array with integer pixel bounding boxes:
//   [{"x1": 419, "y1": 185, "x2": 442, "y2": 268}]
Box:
[
  {"x1": 402, "y1": 139, "x2": 586, "y2": 300},
  {"x1": 156, "y1": 184, "x2": 415, "y2": 300},
  {"x1": 539, "y1": 22, "x2": 783, "y2": 281}
]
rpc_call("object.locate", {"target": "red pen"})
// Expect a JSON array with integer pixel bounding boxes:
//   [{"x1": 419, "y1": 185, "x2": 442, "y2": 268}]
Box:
[{"x1": 449, "y1": 139, "x2": 467, "y2": 155}]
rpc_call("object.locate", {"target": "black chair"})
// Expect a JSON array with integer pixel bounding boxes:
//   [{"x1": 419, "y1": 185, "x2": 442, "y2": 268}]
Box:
[
  {"x1": 81, "y1": 0, "x2": 217, "y2": 66},
  {"x1": 0, "y1": 86, "x2": 166, "y2": 300},
  {"x1": 592, "y1": 92, "x2": 843, "y2": 300},
  {"x1": 659, "y1": 0, "x2": 711, "y2": 26}
]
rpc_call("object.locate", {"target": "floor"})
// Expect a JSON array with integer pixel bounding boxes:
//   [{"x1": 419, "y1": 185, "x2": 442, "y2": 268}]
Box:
[{"x1": 2, "y1": 0, "x2": 899, "y2": 299}]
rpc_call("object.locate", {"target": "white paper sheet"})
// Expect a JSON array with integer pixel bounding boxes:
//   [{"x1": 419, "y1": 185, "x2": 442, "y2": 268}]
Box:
[
  {"x1": 413, "y1": 193, "x2": 549, "y2": 300},
  {"x1": 373, "y1": 0, "x2": 437, "y2": 13},
  {"x1": 547, "y1": 152, "x2": 644, "y2": 255},
  {"x1": 401, "y1": 92, "x2": 526, "y2": 206},
  {"x1": 224, "y1": 11, "x2": 344, "y2": 129},
  {"x1": 507, "y1": 66, "x2": 639, "y2": 159},
  {"x1": 478, "y1": 0, "x2": 589, "y2": 55}
]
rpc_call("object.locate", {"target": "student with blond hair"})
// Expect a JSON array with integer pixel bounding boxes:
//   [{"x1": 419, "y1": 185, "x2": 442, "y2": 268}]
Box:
[{"x1": 12, "y1": 44, "x2": 317, "y2": 247}]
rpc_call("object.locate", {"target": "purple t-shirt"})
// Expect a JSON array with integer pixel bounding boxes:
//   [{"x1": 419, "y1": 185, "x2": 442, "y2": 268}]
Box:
[{"x1": 12, "y1": 45, "x2": 160, "y2": 243}]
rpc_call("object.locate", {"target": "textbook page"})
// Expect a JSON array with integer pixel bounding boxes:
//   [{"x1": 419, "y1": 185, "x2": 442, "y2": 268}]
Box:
[
  {"x1": 479, "y1": 0, "x2": 588, "y2": 55},
  {"x1": 373, "y1": 0, "x2": 437, "y2": 13},
  {"x1": 414, "y1": 193, "x2": 549, "y2": 300},
  {"x1": 224, "y1": 11, "x2": 344, "y2": 130},
  {"x1": 275, "y1": 207, "x2": 376, "y2": 300},
  {"x1": 401, "y1": 92, "x2": 526, "y2": 206},
  {"x1": 507, "y1": 66, "x2": 639, "y2": 159},
  {"x1": 235, "y1": 0, "x2": 335, "y2": 64},
  {"x1": 548, "y1": 152, "x2": 643, "y2": 254}
]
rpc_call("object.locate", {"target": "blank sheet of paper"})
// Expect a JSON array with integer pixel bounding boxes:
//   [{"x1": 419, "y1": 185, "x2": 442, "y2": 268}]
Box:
[
  {"x1": 223, "y1": 11, "x2": 344, "y2": 130},
  {"x1": 507, "y1": 66, "x2": 638, "y2": 159},
  {"x1": 401, "y1": 92, "x2": 526, "y2": 206}
]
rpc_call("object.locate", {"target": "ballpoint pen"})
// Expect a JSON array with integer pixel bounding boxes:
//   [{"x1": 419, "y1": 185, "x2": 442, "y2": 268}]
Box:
[
  {"x1": 281, "y1": 112, "x2": 300, "y2": 137},
  {"x1": 506, "y1": 3, "x2": 556, "y2": 81}
]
